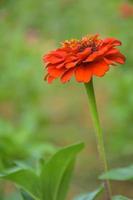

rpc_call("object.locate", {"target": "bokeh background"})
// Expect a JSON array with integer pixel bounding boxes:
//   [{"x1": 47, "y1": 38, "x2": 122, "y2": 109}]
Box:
[{"x1": 0, "y1": 0, "x2": 133, "y2": 199}]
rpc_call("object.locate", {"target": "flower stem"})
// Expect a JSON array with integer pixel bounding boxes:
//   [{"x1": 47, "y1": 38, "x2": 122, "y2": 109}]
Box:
[{"x1": 84, "y1": 79, "x2": 112, "y2": 200}]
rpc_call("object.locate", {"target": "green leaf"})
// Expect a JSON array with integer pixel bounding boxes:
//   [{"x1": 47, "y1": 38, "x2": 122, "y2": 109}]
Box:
[
  {"x1": 21, "y1": 190, "x2": 35, "y2": 200},
  {"x1": 112, "y1": 195, "x2": 131, "y2": 200},
  {"x1": 99, "y1": 165, "x2": 133, "y2": 181},
  {"x1": 74, "y1": 185, "x2": 104, "y2": 200},
  {"x1": 0, "y1": 167, "x2": 40, "y2": 200},
  {"x1": 40, "y1": 142, "x2": 84, "y2": 200}
]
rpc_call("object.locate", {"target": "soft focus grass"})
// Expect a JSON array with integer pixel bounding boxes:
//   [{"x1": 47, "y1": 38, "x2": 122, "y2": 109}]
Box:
[{"x1": 0, "y1": 0, "x2": 133, "y2": 199}]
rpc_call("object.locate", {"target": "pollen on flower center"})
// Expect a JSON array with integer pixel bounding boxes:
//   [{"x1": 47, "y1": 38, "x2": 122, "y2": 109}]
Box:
[
  {"x1": 61, "y1": 35, "x2": 101, "y2": 54},
  {"x1": 62, "y1": 39, "x2": 79, "y2": 50},
  {"x1": 78, "y1": 41, "x2": 98, "y2": 53},
  {"x1": 78, "y1": 35, "x2": 101, "y2": 53}
]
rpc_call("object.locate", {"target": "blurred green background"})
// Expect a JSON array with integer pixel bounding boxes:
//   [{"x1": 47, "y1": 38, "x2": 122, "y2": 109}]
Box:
[{"x1": 0, "y1": 0, "x2": 133, "y2": 199}]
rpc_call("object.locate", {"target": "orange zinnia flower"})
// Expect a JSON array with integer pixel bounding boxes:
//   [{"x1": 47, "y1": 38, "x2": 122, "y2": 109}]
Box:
[
  {"x1": 120, "y1": 2, "x2": 133, "y2": 18},
  {"x1": 43, "y1": 34, "x2": 125, "y2": 83}
]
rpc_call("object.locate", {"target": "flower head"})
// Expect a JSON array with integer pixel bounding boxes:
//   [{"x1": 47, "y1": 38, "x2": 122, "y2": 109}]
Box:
[
  {"x1": 43, "y1": 34, "x2": 126, "y2": 84},
  {"x1": 120, "y1": 2, "x2": 133, "y2": 18}
]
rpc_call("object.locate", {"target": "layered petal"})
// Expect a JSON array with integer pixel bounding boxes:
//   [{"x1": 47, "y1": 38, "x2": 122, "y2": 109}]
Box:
[
  {"x1": 47, "y1": 64, "x2": 66, "y2": 77},
  {"x1": 65, "y1": 60, "x2": 79, "y2": 69},
  {"x1": 61, "y1": 68, "x2": 75, "y2": 83},
  {"x1": 105, "y1": 52, "x2": 126, "y2": 64},
  {"x1": 43, "y1": 49, "x2": 67, "y2": 64},
  {"x1": 102, "y1": 38, "x2": 122, "y2": 46},
  {"x1": 89, "y1": 60, "x2": 109, "y2": 76},
  {"x1": 77, "y1": 47, "x2": 91, "y2": 59},
  {"x1": 84, "y1": 51, "x2": 99, "y2": 62},
  {"x1": 45, "y1": 74, "x2": 55, "y2": 84},
  {"x1": 75, "y1": 65, "x2": 92, "y2": 82}
]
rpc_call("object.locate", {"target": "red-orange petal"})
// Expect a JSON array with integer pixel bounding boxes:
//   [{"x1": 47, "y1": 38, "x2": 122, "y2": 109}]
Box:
[
  {"x1": 61, "y1": 68, "x2": 75, "y2": 83},
  {"x1": 43, "y1": 49, "x2": 67, "y2": 64},
  {"x1": 44, "y1": 55, "x2": 64, "y2": 64},
  {"x1": 75, "y1": 65, "x2": 92, "y2": 83},
  {"x1": 77, "y1": 47, "x2": 91, "y2": 59},
  {"x1": 56, "y1": 62, "x2": 65, "y2": 69},
  {"x1": 90, "y1": 60, "x2": 109, "y2": 76},
  {"x1": 103, "y1": 57, "x2": 114, "y2": 65},
  {"x1": 106, "y1": 53, "x2": 126, "y2": 64},
  {"x1": 106, "y1": 48, "x2": 119, "y2": 55},
  {"x1": 47, "y1": 75, "x2": 55, "y2": 83},
  {"x1": 84, "y1": 51, "x2": 99, "y2": 62},
  {"x1": 103, "y1": 38, "x2": 122, "y2": 46},
  {"x1": 48, "y1": 65, "x2": 65, "y2": 77},
  {"x1": 65, "y1": 55, "x2": 77, "y2": 63},
  {"x1": 65, "y1": 60, "x2": 79, "y2": 69},
  {"x1": 53, "y1": 49, "x2": 67, "y2": 58}
]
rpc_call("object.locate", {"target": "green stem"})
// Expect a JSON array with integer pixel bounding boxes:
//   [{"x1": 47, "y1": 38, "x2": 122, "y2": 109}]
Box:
[{"x1": 84, "y1": 79, "x2": 112, "y2": 200}]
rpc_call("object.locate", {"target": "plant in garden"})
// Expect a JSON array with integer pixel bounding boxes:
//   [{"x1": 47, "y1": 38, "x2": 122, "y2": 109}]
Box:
[
  {"x1": 0, "y1": 143, "x2": 84, "y2": 200},
  {"x1": 43, "y1": 34, "x2": 130, "y2": 200},
  {"x1": 0, "y1": 34, "x2": 132, "y2": 200}
]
